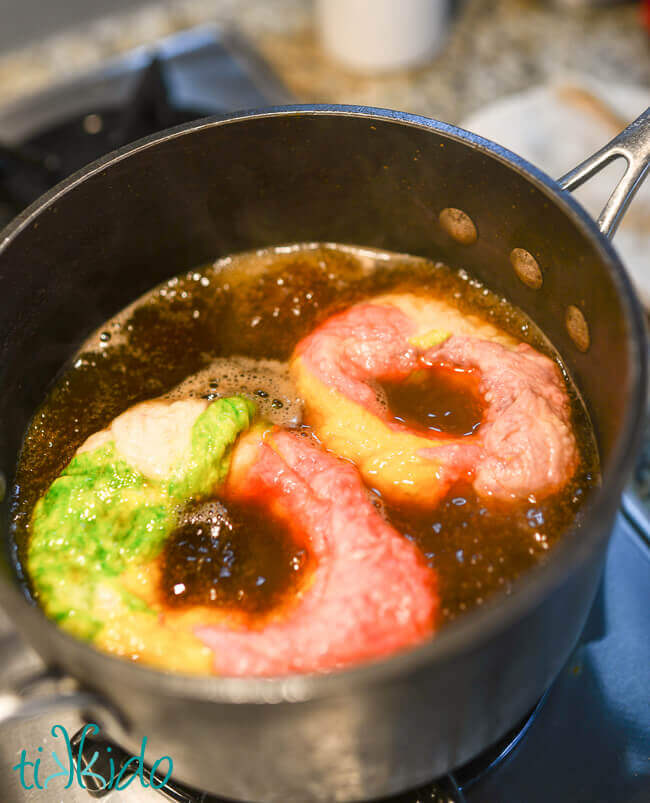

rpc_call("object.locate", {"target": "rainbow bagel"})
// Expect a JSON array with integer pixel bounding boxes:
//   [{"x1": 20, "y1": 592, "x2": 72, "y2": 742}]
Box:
[
  {"x1": 28, "y1": 394, "x2": 437, "y2": 675},
  {"x1": 291, "y1": 293, "x2": 578, "y2": 506}
]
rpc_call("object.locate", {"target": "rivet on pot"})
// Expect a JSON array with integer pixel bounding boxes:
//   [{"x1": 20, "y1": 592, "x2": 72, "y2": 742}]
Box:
[
  {"x1": 565, "y1": 305, "x2": 590, "y2": 352},
  {"x1": 510, "y1": 248, "x2": 543, "y2": 289},
  {"x1": 439, "y1": 208, "x2": 477, "y2": 245},
  {"x1": 83, "y1": 113, "x2": 103, "y2": 135}
]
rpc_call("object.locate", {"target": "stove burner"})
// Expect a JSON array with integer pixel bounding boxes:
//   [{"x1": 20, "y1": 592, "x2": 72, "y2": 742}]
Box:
[
  {"x1": 0, "y1": 58, "x2": 205, "y2": 224},
  {"x1": 70, "y1": 695, "x2": 547, "y2": 802}
]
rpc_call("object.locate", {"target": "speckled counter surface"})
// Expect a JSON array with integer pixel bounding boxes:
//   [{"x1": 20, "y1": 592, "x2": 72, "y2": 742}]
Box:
[{"x1": 0, "y1": 0, "x2": 648, "y2": 122}]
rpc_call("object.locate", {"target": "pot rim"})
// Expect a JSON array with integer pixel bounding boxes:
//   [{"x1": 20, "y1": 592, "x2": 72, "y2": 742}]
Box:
[{"x1": 0, "y1": 104, "x2": 646, "y2": 704}]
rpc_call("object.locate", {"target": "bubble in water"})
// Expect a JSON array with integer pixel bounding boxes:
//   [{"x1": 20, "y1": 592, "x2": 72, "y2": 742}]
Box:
[{"x1": 166, "y1": 357, "x2": 302, "y2": 428}]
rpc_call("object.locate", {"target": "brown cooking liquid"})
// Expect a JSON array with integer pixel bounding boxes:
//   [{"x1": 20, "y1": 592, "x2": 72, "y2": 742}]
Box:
[
  {"x1": 159, "y1": 499, "x2": 310, "y2": 616},
  {"x1": 380, "y1": 366, "x2": 483, "y2": 438},
  {"x1": 383, "y1": 473, "x2": 593, "y2": 622},
  {"x1": 11, "y1": 244, "x2": 599, "y2": 627}
]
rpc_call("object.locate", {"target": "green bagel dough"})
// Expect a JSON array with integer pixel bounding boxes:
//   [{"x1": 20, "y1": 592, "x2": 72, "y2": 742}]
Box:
[{"x1": 28, "y1": 396, "x2": 256, "y2": 640}]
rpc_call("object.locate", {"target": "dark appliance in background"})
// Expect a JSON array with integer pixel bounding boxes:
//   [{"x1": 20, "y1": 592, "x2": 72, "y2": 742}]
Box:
[
  {"x1": 0, "y1": 26, "x2": 647, "y2": 803},
  {"x1": 0, "y1": 26, "x2": 289, "y2": 230}
]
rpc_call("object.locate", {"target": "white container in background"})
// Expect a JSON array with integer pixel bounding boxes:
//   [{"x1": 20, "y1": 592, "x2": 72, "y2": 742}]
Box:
[{"x1": 316, "y1": 0, "x2": 449, "y2": 74}]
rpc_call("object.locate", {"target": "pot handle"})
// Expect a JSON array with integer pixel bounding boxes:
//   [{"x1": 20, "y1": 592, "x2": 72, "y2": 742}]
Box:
[
  {"x1": 558, "y1": 106, "x2": 650, "y2": 239},
  {"x1": 0, "y1": 668, "x2": 125, "y2": 730}
]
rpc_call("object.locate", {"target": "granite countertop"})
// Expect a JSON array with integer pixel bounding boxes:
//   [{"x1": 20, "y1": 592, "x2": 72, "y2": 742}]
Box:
[{"x1": 0, "y1": 0, "x2": 648, "y2": 123}]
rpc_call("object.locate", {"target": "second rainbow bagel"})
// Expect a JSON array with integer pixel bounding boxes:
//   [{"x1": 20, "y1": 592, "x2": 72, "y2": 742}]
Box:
[{"x1": 291, "y1": 293, "x2": 578, "y2": 507}]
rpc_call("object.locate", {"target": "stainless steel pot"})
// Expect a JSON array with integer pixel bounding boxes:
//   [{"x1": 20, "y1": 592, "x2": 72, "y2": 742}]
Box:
[{"x1": 0, "y1": 105, "x2": 648, "y2": 802}]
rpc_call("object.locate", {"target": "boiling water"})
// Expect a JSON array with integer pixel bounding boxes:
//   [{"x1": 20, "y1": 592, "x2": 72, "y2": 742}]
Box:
[{"x1": 12, "y1": 243, "x2": 599, "y2": 626}]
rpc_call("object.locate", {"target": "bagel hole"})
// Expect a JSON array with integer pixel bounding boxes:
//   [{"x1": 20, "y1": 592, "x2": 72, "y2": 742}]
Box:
[
  {"x1": 379, "y1": 366, "x2": 484, "y2": 437},
  {"x1": 158, "y1": 499, "x2": 311, "y2": 617}
]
